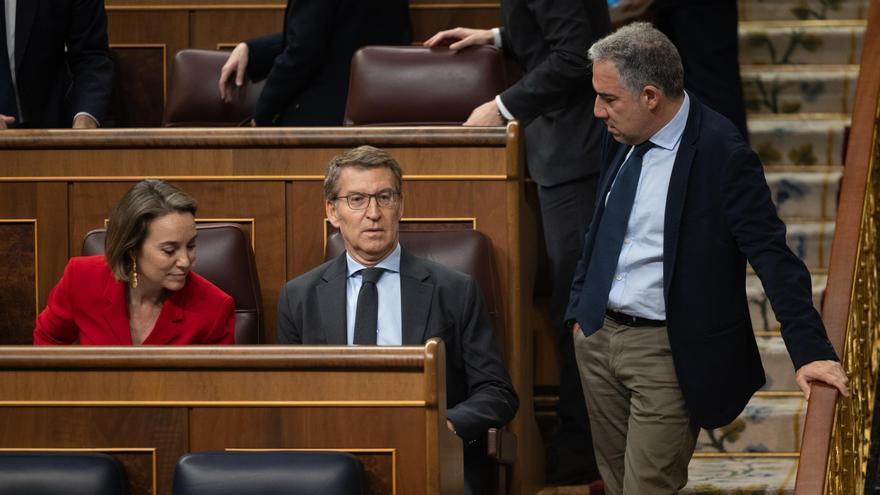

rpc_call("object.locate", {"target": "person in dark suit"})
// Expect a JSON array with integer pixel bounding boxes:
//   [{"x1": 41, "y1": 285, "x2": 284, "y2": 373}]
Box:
[
  {"x1": 218, "y1": 0, "x2": 411, "y2": 126},
  {"x1": 276, "y1": 146, "x2": 518, "y2": 493},
  {"x1": 565, "y1": 23, "x2": 848, "y2": 494},
  {"x1": 34, "y1": 180, "x2": 235, "y2": 346},
  {"x1": 0, "y1": 0, "x2": 113, "y2": 129},
  {"x1": 423, "y1": 0, "x2": 610, "y2": 484}
]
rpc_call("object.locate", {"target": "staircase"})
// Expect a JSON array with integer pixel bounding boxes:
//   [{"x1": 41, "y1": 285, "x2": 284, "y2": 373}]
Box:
[{"x1": 684, "y1": 0, "x2": 869, "y2": 492}]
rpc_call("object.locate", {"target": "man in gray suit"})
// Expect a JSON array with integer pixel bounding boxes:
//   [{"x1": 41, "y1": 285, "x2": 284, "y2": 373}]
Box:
[{"x1": 276, "y1": 145, "x2": 518, "y2": 494}]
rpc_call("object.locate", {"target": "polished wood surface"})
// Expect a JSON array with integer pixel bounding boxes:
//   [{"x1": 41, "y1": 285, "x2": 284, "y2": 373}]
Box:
[
  {"x1": 794, "y1": 2, "x2": 880, "y2": 494},
  {"x1": 0, "y1": 342, "x2": 462, "y2": 494}
]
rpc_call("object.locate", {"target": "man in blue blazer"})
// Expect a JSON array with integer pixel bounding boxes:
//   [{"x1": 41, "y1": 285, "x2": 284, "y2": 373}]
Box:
[
  {"x1": 0, "y1": 0, "x2": 113, "y2": 129},
  {"x1": 565, "y1": 23, "x2": 849, "y2": 494}
]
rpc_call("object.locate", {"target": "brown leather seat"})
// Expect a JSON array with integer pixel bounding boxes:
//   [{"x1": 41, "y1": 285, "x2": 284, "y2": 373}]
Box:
[
  {"x1": 326, "y1": 229, "x2": 516, "y2": 493},
  {"x1": 343, "y1": 45, "x2": 509, "y2": 126},
  {"x1": 163, "y1": 49, "x2": 265, "y2": 127},
  {"x1": 82, "y1": 223, "x2": 263, "y2": 344}
]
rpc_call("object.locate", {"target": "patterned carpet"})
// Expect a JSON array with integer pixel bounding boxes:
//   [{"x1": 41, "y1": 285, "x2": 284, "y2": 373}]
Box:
[{"x1": 683, "y1": 0, "x2": 868, "y2": 492}]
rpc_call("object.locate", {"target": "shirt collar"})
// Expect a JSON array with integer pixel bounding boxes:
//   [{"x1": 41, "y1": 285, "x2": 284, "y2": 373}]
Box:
[
  {"x1": 346, "y1": 243, "x2": 402, "y2": 277},
  {"x1": 648, "y1": 92, "x2": 690, "y2": 151}
]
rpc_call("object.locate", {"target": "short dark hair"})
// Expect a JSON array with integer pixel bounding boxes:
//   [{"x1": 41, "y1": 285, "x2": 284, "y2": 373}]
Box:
[
  {"x1": 104, "y1": 180, "x2": 197, "y2": 282},
  {"x1": 323, "y1": 146, "x2": 403, "y2": 200}
]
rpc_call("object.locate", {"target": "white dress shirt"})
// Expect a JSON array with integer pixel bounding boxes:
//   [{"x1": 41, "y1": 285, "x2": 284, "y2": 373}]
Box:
[{"x1": 606, "y1": 93, "x2": 691, "y2": 320}]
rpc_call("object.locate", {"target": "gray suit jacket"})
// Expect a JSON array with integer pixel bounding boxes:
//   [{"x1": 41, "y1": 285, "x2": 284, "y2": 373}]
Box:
[{"x1": 277, "y1": 248, "x2": 519, "y2": 441}]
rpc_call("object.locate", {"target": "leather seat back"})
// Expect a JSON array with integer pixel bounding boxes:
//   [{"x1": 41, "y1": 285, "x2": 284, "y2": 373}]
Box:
[
  {"x1": 163, "y1": 49, "x2": 265, "y2": 127},
  {"x1": 344, "y1": 45, "x2": 509, "y2": 126},
  {"x1": 0, "y1": 452, "x2": 128, "y2": 495},
  {"x1": 173, "y1": 451, "x2": 363, "y2": 495}
]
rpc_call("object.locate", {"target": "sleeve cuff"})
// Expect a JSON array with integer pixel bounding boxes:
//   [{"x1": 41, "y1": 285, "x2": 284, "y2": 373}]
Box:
[
  {"x1": 491, "y1": 28, "x2": 502, "y2": 48},
  {"x1": 73, "y1": 112, "x2": 100, "y2": 127},
  {"x1": 495, "y1": 95, "x2": 514, "y2": 120}
]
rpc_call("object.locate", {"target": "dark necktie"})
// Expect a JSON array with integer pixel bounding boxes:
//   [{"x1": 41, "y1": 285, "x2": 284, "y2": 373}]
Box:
[
  {"x1": 0, "y1": 6, "x2": 17, "y2": 120},
  {"x1": 576, "y1": 141, "x2": 655, "y2": 335},
  {"x1": 353, "y1": 267, "x2": 384, "y2": 345}
]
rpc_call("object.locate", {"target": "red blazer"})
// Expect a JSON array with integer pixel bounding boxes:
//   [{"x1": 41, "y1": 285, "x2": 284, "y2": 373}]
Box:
[{"x1": 34, "y1": 256, "x2": 235, "y2": 345}]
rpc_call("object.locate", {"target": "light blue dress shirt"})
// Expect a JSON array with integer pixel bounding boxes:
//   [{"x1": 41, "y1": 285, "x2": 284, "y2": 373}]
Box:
[
  {"x1": 345, "y1": 243, "x2": 402, "y2": 345},
  {"x1": 606, "y1": 93, "x2": 690, "y2": 320}
]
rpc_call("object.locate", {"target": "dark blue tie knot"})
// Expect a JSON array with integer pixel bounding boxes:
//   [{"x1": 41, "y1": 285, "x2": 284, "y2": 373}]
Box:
[
  {"x1": 633, "y1": 140, "x2": 655, "y2": 158},
  {"x1": 360, "y1": 267, "x2": 384, "y2": 285}
]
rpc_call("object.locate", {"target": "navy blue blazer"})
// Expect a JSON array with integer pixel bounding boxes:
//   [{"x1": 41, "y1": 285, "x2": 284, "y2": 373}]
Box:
[
  {"x1": 12, "y1": 0, "x2": 113, "y2": 127},
  {"x1": 566, "y1": 94, "x2": 838, "y2": 428}
]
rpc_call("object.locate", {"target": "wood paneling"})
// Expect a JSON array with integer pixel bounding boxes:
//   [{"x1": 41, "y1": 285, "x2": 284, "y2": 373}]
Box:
[
  {"x1": 0, "y1": 407, "x2": 186, "y2": 493},
  {"x1": 0, "y1": 344, "x2": 460, "y2": 495},
  {"x1": 189, "y1": 9, "x2": 284, "y2": 50},
  {"x1": 0, "y1": 222, "x2": 36, "y2": 344},
  {"x1": 107, "y1": 47, "x2": 166, "y2": 127}
]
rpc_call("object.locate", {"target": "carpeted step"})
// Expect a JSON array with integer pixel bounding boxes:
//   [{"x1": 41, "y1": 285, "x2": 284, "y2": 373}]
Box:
[
  {"x1": 684, "y1": 456, "x2": 798, "y2": 494},
  {"x1": 781, "y1": 220, "x2": 835, "y2": 269},
  {"x1": 739, "y1": 0, "x2": 870, "y2": 21},
  {"x1": 748, "y1": 273, "x2": 826, "y2": 333},
  {"x1": 739, "y1": 21, "x2": 866, "y2": 65},
  {"x1": 696, "y1": 395, "x2": 806, "y2": 453},
  {"x1": 742, "y1": 65, "x2": 858, "y2": 114},
  {"x1": 748, "y1": 117, "x2": 848, "y2": 166},
  {"x1": 758, "y1": 336, "x2": 800, "y2": 390},
  {"x1": 765, "y1": 169, "x2": 841, "y2": 221}
]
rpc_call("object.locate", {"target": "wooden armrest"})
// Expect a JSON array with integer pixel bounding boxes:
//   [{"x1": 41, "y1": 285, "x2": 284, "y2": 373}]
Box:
[{"x1": 486, "y1": 428, "x2": 517, "y2": 465}]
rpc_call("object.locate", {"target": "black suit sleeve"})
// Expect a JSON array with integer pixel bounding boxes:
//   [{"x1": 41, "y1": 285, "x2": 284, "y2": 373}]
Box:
[
  {"x1": 66, "y1": 0, "x2": 113, "y2": 124},
  {"x1": 497, "y1": 0, "x2": 595, "y2": 125},
  {"x1": 721, "y1": 146, "x2": 838, "y2": 369},
  {"x1": 246, "y1": 0, "x2": 340, "y2": 125},
  {"x1": 446, "y1": 277, "x2": 519, "y2": 441},
  {"x1": 276, "y1": 283, "x2": 303, "y2": 344}
]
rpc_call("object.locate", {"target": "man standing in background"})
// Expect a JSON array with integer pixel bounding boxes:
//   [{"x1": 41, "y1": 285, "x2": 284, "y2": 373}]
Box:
[
  {"x1": 1, "y1": 0, "x2": 113, "y2": 129},
  {"x1": 425, "y1": 0, "x2": 611, "y2": 485}
]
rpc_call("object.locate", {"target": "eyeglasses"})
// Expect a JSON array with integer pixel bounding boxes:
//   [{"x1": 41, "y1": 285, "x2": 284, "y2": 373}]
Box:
[{"x1": 334, "y1": 190, "x2": 399, "y2": 210}]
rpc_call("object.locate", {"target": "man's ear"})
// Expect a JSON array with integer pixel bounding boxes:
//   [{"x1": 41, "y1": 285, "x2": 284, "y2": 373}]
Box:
[
  {"x1": 642, "y1": 85, "x2": 662, "y2": 111},
  {"x1": 325, "y1": 200, "x2": 340, "y2": 228}
]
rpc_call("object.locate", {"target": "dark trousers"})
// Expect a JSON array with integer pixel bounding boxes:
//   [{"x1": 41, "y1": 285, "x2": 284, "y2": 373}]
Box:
[
  {"x1": 537, "y1": 176, "x2": 601, "y2": 484},
  {"x1": 657, "y1": 1, "x2": 749, "y2": 141}
]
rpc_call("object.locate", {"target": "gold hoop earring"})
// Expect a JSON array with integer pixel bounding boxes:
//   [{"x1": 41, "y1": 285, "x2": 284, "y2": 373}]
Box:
[{"x1": 130, "y1": 257, "x2": 139, "y2": 289}]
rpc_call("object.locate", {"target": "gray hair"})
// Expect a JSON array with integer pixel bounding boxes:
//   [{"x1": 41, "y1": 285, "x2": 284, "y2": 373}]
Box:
[
  {"x1": 324, "y1": 145, "x2": 403, "y2": 200},
  {"x1": 588, "y1": 22, "x2": 684, "y2": 98}
]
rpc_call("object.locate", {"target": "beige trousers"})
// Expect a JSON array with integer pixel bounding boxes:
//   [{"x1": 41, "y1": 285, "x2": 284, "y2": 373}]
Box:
[{"x1": 574, "y1": 316, "x2": 699, "y2": 495}]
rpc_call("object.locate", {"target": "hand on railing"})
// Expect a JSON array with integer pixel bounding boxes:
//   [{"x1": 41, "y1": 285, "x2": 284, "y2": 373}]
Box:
[{"x1": 796, "y1": 359, "x2": 850, "y2": 400}]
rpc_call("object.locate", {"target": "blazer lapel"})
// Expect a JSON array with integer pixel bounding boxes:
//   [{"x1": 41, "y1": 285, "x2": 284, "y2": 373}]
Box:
[
  {"x1": 13, "y1": 0, "x2": 36, "y2": 70},
  {"x1": 101, "y1": 275, "x2": 133, "y2": 345},
  {"x1": 663, "y1": 93, "x2": 702, "y2": 299},
  {"x1": 399, "y1": 249, "x2": 433, "y2": 345},
  {"x1": 316, "y1": 255, "x2": 348, "y2": 345}
]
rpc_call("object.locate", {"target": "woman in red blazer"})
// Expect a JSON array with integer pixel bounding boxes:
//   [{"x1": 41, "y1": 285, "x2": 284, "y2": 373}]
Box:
[{"x1": 34, "y1": 180, "x2": 235, "y2": 345}]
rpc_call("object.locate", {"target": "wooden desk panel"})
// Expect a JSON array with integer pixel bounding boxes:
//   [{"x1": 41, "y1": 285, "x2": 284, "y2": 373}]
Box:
[{"x1": 0, "y1": 344, "x2": 460, "y2": 495}]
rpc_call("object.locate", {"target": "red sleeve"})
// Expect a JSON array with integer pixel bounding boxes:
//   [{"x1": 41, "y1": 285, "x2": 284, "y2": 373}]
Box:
[
  {"x1": 210, "y1": 296, "x2": 236, "y2": 344},
  {"x1": 33, "y1": 260, "x2": 80, "y2": 345}
]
